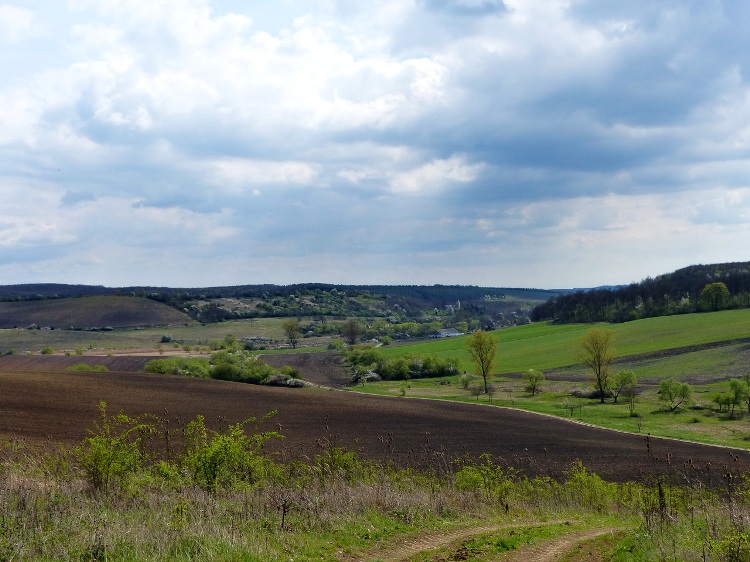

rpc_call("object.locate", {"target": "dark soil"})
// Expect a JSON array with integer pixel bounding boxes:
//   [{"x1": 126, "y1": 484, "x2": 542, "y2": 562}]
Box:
[
  {"x1": 0, "y1": 296, "x2": 194, "y2": 329},
  {"x1": 1, "y1": 366, "x2": 748, "y2": 484},
  {"x1": 260, "y1": 351, "x2": 351, "y2": 387}
]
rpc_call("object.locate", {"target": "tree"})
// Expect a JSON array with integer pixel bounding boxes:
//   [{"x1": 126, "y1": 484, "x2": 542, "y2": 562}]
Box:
[
  {"x1": 523, "y1": 369, "x2": 544, "y2": 396},
  {"x1": 658, "y1": 378, "x2": 692, "y2": 411},
  {"x1": 578, "y1": 328, "x2": 615, "y2": 403},
  {"x1": 728, "y1": 378, "x2": 750, "y2": 417},
  {"x1": 282, "y1": 319, "x2": 301, "y2": 349},
  {"x1": 342, "y1": 319, "x2": 362, "y2": 345},
  {"x1": 611, "y1": 370, "x2": 637, "y2": 404},
  {"x1": 466, "y1": 330, "x2": 498, "y2": 394},
  {"x1": 622, "y1": 384, "x2": 638, "y2": 417},
  {"x1": 700, "y1": 282, "x2": 730, "y2": 311}
]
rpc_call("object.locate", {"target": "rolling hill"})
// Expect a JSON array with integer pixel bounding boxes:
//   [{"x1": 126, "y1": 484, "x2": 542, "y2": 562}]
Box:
[{"x1": 0, "y1": 295, "x2": 195, "y2": 329}]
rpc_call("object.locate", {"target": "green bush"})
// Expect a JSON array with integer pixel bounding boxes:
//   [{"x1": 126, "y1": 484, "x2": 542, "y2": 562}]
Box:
[
  {"x1": 182, "y1": 413, "x2": 282, "y2": 491},
  {"x1": 73, "y1": 402, "x2": 153, "y2": 492},
  {"x1": 145, "y1": 357, "x2": 211, "y2": 378},
  {"x1": 66, "y1": 364, "x2": 109, "y2": 372},
  {"x1": 343, "y1": 345, "x2": 383, "y2": 368},
  {"x1": 209, "y1": 350, "x2": 276, "y2": 383},
  {"x1": 376, "y1": 354, "x2": 459, "y2": 380}
]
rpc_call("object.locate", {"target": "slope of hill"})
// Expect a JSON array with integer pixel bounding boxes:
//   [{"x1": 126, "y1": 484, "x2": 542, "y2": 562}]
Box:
[
  {"x1": 532, "y1": 261, "x2": 750, "y2": 323},
  {"x1": 0, "y1": 296, "x2": 195, "y2": 329}
]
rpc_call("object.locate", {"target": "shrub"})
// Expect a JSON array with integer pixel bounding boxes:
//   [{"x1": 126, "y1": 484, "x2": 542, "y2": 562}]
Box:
[
  {"x1": 73, "y1": 402, "x2": 153, "y2": 492},
  {"x1": 342, "y1": 345, "x2": 383, "y2": 368},
  {"x1": 66, "y1": 364, "x2": 109, "y2": 372},
  {"x1": 40, "y1": 347, "x2": 54, "y2": 355},
  {"x1": 145, "y1": 357, "x2": 211, "y2": 378},
  {"x1": 377, "y1": 354, "x2": 458, "y2": 380},
  {"x1": 182, "y1": 413, "x2": 282, "y2": 491}
]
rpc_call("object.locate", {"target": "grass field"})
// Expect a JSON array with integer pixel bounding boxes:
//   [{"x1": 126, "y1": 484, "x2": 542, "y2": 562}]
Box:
[
  {"x1": 354, "y1": 309, "x2": 750, "y2": 450},
  {"x1": 0, "y1": 317, "x2": 330, "y2": 354},
  {"x1": 380, "y1": 308, "x2": 750, "y2": 374}
]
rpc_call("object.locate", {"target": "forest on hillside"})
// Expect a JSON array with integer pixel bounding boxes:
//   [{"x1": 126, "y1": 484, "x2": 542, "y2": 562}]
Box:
[{"x1": 532, "y1": 262, "x2": 750, "y2": 323}]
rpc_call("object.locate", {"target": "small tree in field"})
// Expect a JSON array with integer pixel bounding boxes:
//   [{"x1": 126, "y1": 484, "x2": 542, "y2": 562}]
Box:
[
  {"x1": 658, "y1": 378, "x2": 693, "y2": 411},
  {"x1": 342, "y1": 319, "x2": 362, "y2": 345},
  {"x1": 578, "y1": 328, "x2": 615, "y2": 403},
  {"x1": 523, "y1": 369, "x2": 544, "y2": 396},
  {"x1": 466, "y1": 330, "x2": 498, "y2": 394},
  {"x1": 611, "y1": 370, "x2": 637, "y2": 404},
  {"x1": 282, "y1": 319, "x2": 302, "y2": 349}
]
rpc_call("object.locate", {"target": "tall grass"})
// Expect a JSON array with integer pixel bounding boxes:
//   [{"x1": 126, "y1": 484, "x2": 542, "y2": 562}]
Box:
[{"x1": 1, "y1": 407, "x2": 750, "y2": 561}]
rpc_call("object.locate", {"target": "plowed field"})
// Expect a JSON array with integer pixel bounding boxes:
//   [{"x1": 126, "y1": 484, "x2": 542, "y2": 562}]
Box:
[{"x1": 1, "y1": 363, "x2": 749, "y2": 483}]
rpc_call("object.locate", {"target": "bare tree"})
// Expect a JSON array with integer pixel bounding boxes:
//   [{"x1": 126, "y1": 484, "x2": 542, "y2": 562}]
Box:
[
  {"x1": 578, "y1": 328, "x2": 615, "y2": 403},
  {"x1": 466, "y1": 330, "x2": 498, "y2": 394}
]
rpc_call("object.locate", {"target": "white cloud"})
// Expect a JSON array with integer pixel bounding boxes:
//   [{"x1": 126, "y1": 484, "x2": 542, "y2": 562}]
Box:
[
  {"x1": 0, "y1": 5, "x2": 35, "y2": 43},
  {"x1": 0, "y1": 1, "x2": 749, "y2": 287},
  {"x1": 389, "y1": 156, "x2": 483, "y2": 193}
]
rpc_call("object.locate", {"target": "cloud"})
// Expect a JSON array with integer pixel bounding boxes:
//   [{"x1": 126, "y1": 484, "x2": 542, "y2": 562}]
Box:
[
  {"x1": 0, "y1": 1, "x2": 749, "y2": 288},
  {"x1": 0, "y1": 5, "x2": 35, "y2": 43}
]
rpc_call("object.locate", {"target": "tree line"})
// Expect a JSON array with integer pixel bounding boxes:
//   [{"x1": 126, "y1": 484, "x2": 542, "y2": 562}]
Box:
[{"x1": 532, "y1": 261, "x2": 750, "y2": 323}]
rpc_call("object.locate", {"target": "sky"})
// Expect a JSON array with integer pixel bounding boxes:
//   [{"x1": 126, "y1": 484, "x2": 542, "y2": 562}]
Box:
[{"x1": 1, "y1": 0, "x2": 749, "y2": 289}]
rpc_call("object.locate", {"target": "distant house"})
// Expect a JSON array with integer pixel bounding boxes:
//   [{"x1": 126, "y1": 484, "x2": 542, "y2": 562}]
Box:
[{"x1": 429, "y1": 328, "x2": 462, "y2": 338}]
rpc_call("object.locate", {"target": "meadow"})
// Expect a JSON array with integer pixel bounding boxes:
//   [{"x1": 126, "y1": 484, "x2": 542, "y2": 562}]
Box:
[
  {"x1": 380, "y1": 308, "x2": 750, "y2": 374},
  {"x1": 355, "y1": 309, "x2": 750, "y2": 450}
]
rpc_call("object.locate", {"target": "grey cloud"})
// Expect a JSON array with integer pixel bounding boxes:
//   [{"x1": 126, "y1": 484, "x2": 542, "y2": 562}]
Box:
[
  {"x1": 60, "y1": 190, "x2": 96, "y2": 206},
  {"x1": 422, "y1": 0, "x2": 507, "y2": 17}
]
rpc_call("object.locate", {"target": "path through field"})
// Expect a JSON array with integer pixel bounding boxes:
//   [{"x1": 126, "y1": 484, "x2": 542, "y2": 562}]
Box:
[{"x1": 348, "y1": 521, "x2": 620, "y2": 561}]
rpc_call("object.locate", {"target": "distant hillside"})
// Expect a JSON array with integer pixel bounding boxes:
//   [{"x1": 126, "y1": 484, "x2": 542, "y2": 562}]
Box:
[
  {"x1": 0, "y1": 296, "x2": 195, "y2": 329},
  {"x1": 0, "y1": 283, "x2": 567, "y2": 325},
  {"x1": 532, "y1": 261, "x2": 750, "y2": 323}
]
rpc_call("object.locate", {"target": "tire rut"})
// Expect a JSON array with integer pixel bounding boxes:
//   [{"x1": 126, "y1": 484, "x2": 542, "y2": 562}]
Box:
[
  {"x1": 500, "y1": 527, "x2": 620, "y2": 562},
  {"x1": 343, "y1": 520, "x2": 575, "y2": 562}
]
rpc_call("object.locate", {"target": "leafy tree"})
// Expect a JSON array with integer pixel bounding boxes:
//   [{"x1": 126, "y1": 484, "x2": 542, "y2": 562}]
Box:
[
  {"x1": 728, "y1": 379, "x2": 750, "y2": 416},
  {"x1": 282, "y1": 319, "x2": 302, "y2": 349},
  {"x1": 658, "y1": 378, "x2": 693, "y2": 411},
  {"x1": 466, "y1": 330, "x2": 498, "y2": 394},
  {"x1": 523, "y1": 369, "x2": 544, "y2": 396},
  {"x1": 700, "y1": 282, "x2": 730, "y2": 311},
  {"x1": 342, "y1": 319, "x2": 363, "y2": 345},
  {"x1": 578, "y1": 328, "x2": 615, "y2": 403},
  {"x1": 611, "y1": 370, "x2": 637, "y2": 404}
]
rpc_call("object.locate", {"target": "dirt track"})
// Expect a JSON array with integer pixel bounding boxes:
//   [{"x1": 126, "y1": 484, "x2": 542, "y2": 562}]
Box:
[{"x1": 1, "y1": 366, "x2": 749, "y2": 483}]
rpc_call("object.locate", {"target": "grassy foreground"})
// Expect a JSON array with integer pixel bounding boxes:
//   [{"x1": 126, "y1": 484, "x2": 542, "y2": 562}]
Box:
[{"x1": 2, "y1": 406, "x2": 750, "y2": 562}]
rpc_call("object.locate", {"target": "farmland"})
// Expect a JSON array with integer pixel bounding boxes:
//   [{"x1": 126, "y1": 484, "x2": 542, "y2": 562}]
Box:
[{"x1": 2, "y1": 300, "x2": 750, "y2": 559}]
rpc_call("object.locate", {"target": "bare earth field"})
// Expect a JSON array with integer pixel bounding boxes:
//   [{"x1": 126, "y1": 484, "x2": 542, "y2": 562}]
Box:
[{"x1": 1, "y1": 353, "x2": 749, "y2": 484}]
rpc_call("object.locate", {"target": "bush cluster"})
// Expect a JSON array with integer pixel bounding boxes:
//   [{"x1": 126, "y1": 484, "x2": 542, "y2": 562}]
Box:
[
  {"x1": 144, "y1": 350, "x2": 300, "y2": 386},
  {"x1": 343, "y1": 345, "x2": 459, "y2": 382}
]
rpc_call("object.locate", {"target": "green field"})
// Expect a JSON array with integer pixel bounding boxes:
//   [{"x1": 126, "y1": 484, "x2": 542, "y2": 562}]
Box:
[
  {"x1": 355, "y1": 309, "x2": 750, "y2": 450},
  {"x1": 380, "y1": 308, "x2": 750, "y2": 374}
]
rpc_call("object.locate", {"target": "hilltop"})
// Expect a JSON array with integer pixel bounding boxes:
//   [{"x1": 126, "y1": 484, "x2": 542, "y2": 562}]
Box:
[
  {"x1": 0, "y1": 295, "x2": 194, "y2": 330},
  {"x1": 0, "y1": 283, "x2": 565, "y2": 331},
  {"x1": 532, "y1": 261, "x2": 750, "y2": 323}
]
